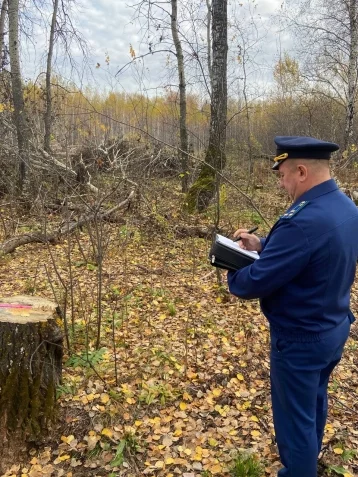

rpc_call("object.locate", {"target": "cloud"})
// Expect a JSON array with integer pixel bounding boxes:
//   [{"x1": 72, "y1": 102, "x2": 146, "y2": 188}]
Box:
[{"x1": 21, "y1": 0, "x2": 287, "y2": 95}]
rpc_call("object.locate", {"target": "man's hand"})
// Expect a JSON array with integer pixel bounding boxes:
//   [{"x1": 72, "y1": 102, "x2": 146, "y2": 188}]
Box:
[{"x1": 233, "y1": 228, "x2": 262, "y2": 252}]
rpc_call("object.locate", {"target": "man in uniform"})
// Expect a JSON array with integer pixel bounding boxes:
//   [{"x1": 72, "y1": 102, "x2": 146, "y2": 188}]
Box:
[{"x1": 227, "y1": 136, "x2": 358, "y2": 477}]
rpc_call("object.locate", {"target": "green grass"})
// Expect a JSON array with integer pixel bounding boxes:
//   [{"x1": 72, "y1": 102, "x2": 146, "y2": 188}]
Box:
[{"x1": 229, "y1": 452, "x2": 264, "y2": 477}]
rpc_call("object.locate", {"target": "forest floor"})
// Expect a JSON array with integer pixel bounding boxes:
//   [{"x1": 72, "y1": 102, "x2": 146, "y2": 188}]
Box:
[{"x1": 0, "y1": 172, "x2": 357, "y2": 477}]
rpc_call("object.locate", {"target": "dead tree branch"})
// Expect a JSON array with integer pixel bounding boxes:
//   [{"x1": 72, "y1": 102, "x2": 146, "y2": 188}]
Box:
[{"x1": 0, "y1": 191, "x2": 135, "y2": 254}]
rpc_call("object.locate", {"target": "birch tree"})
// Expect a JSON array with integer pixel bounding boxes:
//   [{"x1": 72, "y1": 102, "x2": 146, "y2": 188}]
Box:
[
  {"x1": 285, "y1": 0, "x2": 358, "y2": 163},
  {"x1": 0, "y1": 0, "x2": 7, "y2": 68},
  {"x1": 127, "y1": 0, "x2": 190, "y2": 192},
  {"x1": 8, "y1": 0, "x2": 29, "y2": 191},
  {"x1": 170, "y1": 0, "x2": 189, "y2": 192},
  {"x1": 44, "y1": 0, "x2": 59, "y2": 153},
  {"x1": 186, "y1": 0, "x2": 228, "y2": 212}
]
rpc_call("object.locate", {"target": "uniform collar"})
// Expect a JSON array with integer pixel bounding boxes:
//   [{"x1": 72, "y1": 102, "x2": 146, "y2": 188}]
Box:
[{"x1": 292, "y1": 179, "x2": 338, "y2": 206}]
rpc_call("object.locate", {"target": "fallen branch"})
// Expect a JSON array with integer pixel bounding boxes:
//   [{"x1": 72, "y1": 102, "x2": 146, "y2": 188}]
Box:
[
  {"x1": 0, "y1": 191, "x2": 135, "y2": 255},
  {"x1": 33, "y1": 147, "x2": 99, "y2": 194}
]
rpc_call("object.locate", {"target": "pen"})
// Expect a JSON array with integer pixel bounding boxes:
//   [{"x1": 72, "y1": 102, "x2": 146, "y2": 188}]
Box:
[{"x1": 233, "y1": 226, "x2": 258, "y2": 242}]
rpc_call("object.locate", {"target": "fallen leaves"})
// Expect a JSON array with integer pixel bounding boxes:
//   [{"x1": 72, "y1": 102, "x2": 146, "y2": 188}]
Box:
[{"x1": 0, "y1": 205, "x2": 357, "y2": 477}]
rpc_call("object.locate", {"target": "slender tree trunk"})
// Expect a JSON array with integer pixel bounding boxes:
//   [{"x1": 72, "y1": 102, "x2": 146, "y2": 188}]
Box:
[
  {"x1": 44, "y1": 0, "x2": 59, "y2": 153},
  {"x1": 242, "y1": 57, "x2": 253, "y2": 176},
  {"x1": 170, "y1": 0, "x2": 189, "y2": 192},
  {"x1": 0, "y1": 0, "x2": 7, "y2": 69},
  {"x1": 186, "y1": 0, "x2": 228, "y2": 212},
  {"x1": 8, "y1": 0, "x2": 29, "y2": 192},
  {"x1": 343, "y1": 0, "x2": 358, "y2": 163},
  {"x1": 206, "y1": 0, "x2": 212, "y2": 87}
]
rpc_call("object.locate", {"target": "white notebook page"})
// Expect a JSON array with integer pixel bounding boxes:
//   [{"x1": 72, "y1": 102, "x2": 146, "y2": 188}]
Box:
[{"x1": 216, "y1": 234, "x2": 260, "y2": 260}]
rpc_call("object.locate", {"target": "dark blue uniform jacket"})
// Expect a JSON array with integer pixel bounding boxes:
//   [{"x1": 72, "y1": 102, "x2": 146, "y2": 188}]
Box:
[{"x1": 228, "y1": 179, "x2": 358, "y2": 334}]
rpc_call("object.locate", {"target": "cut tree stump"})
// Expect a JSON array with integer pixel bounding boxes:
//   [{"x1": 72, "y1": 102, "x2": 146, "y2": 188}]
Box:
[{"x1": 0, "y1": 296, "x2": 63, "y2": 471}]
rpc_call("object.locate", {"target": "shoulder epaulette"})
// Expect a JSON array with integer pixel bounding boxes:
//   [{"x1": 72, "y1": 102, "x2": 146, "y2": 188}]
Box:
[{"x1": 281, "y1": 200, "x2": 310, "y2": 219}]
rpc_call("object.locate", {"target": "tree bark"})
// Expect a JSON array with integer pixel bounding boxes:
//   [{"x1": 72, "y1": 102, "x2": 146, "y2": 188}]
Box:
[
  {"x1": 0, "y1": 0, "x2": 7, "y2": 69},
  {"x1": 0, "y1": 296, "x2": 62, "y2": 472},
  {"x1": 206, "y1": 0, "x2": 212, "y2": 87},
  {"x1": 8, "y1": 0, "x2": 30, "y2": 192},
  {"x1": 44, "y1": 0, "x2": 59, "y2": 153},
  {"x1": 343, "y1": 0, "x2": 358, "y2": 162},
  {"x1": 186, "y1": 0, "x2": 228, "y2": 212},
  {"x1": 171, "y1": 0, "x2": 189, "y2": 193}
]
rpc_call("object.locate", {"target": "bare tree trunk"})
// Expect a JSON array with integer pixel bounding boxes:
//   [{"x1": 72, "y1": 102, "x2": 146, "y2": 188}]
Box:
[
  {"x1": 171, "y1": 0, "x2": 189, "y2": 192},
  {"x1": 186, "y1": 0, "x2": 228, "y2": 212},
  {"x1": 8, "y1": 0, "x2": 29, "y2": 192},
  {"x1": 0, "y1": 0, "x2": 7, "y2": 69},
  {"x1": 242, "y1": 55, "x2": 253, "y2": 176},
  {"x1": 343, "y1": 0, "x2": 358, "y2": 162},
  {"x1": 206, "y1": 0, "x2": 212, "y2": 87},
  {"x1": 44, "y1": 0, "x2": 59, "y2": 153}
]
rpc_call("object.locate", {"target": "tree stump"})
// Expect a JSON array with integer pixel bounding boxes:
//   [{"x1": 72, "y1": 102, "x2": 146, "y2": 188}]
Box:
[{"x1": 0, "y1": 295, "x2": 63, "y2": 471}]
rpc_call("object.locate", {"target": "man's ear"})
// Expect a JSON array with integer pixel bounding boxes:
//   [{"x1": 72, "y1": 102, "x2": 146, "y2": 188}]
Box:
[{"x1": 297, "y1": 164, "x2": 308, "y2": 180}]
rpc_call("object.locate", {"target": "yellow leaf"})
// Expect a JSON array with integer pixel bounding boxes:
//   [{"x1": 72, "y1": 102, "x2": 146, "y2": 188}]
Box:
[
  {"x1": 54, "y1": 454, "x2": 71, "y2": 464},
  {"x1": 251, "y1": 430, "x2": 261, "y2": 437},
  {"x1": 210, "y1": 463, "x2": 223, "y2": 474},
  {"x1": 101, "y1": 428, "x2": 113, "y2": 438},
  {"x1": 179, "y1": 402, "x2": 187, "y2": 411},
  {"x1": 165, "y1": 457, "x2": 175, "y2": 465},
  {"x1": 61, "y1": 434, "x2": 74, "y2": 444},
  {"x1": 135, "y1": 420, "x2": 143, "y2": 427},
  {"x1": 59, "y1": 454, "x2": 71, "y2": 462},
  {"x1": 129, "y1": 44, "x2": 136, "y2": 58},
  {"x1": 250, "y1": 415, "x2": 259, "y2": 422},
  {"x1": 333, "y1": 447, "x2": 344, "y2": 454},
  {"x1": 208, "y1": 437, "x2": 218, "y2": 447},
  {"x1": 195, "y1": 446, "x2": 203, "y2": 455},
  {"x1": 100, "y1": 393, "x2": 110, "y2": 404},
  {"x1": 154, "y1": 460, "x2": 164, "y2": 469},
  {"x1": 212, "y1": 388, "x2": 221, "y2": 397},
  {"x1": 237, "y1": 373, "x2": 244, "y2": 380},
  {"x1": 216, "y1": 297, "x2": 222, "y2": 303},
  {"x1": 186, "y1": 370, "x2": 198, "y2": 380}
]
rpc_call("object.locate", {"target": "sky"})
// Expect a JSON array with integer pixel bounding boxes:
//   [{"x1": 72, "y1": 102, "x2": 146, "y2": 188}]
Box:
[{"x1": 24, "y1": 0, "x2": 288, "y2": 97}]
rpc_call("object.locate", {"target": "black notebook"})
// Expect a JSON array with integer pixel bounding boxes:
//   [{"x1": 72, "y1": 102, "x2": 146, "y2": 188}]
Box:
[{"x1": 209, "y1": 234, "x2": 259, "y2": 271}]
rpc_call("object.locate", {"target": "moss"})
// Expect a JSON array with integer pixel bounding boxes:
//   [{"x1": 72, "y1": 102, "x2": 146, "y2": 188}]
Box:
[
  {"x1": 185, "y1": 173, "x2": 215, "y2": 213},
  {"x1": 44, "y1": 380, "x2": 55, "y2": 425},
  {"x1": 29, "y1": 373, "x2": 42, "y2": 438},
  {"x1": 184, "y1": 141, "x2": 226, "y2": 213},
  {"x1": 15, "y1": 368, "x2": 31, "y2": 430},
  {"x1": 0, "y1": 319, "x2": 62, "y2": 444},
  {"x1": 0, "y1": 367, "x2": 21, "y2": 430}
]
